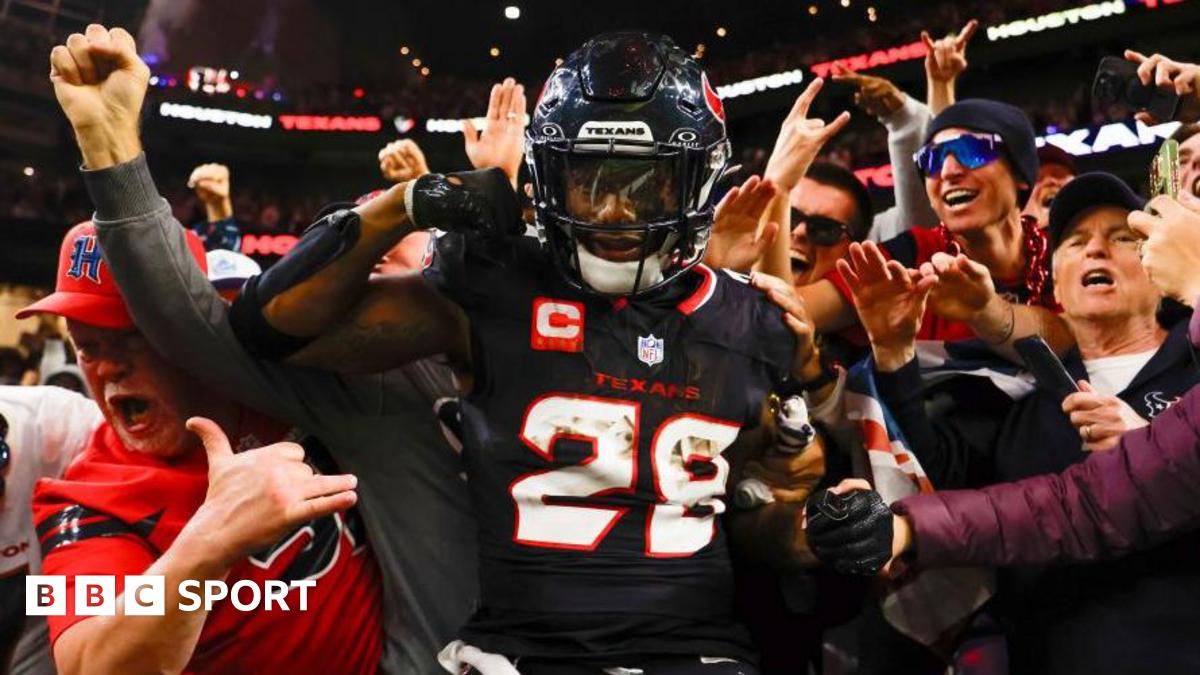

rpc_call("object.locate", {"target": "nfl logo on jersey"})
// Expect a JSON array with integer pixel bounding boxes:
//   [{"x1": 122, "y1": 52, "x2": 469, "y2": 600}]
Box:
[{"x1": 637, "y1": 334, "x2": 664, "y2": 366}]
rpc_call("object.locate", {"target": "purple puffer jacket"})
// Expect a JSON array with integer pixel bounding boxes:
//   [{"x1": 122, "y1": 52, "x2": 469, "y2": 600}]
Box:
[{"x1": 893, "y1": 303, "x2": 1200, "y2": 568}]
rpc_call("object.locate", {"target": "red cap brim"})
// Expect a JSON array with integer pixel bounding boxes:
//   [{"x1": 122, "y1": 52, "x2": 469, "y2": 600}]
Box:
[{"x1": 16, "y1": 291, "x2": 133, "y2": 329}]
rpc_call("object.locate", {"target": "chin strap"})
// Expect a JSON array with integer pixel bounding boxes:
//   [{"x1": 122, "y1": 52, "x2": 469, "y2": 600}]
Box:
[{"x1": 575, "y1": 244, "x2": 665, "y2": 295}]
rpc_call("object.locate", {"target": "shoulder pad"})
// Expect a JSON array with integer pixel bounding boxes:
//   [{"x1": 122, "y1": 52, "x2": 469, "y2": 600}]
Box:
[{"x1": 690, "y1": 271, "x2": 795, "y2": 381}]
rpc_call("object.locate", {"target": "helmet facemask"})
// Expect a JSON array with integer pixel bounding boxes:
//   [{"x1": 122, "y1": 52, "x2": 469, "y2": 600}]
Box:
[
  {"x1": 526, "y1": 32, "x2": 730, "y2": 297},
  {"x1": 529, "y1": 134, "x2": 728, "y2": 297}
]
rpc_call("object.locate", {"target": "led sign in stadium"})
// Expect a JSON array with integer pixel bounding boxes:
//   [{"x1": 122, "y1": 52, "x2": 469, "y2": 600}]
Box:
[
  {"x1": 277, "y1": 115, "x2": 383, "y2": 132},
  {"x1": 158, "y1": 102, "x2": 273, "y2": 129}
]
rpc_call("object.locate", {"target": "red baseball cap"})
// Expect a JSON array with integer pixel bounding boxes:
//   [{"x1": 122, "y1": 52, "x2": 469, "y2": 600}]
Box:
[{"x1": 17, "y1": 221, "x2": 207, "y2": 329}]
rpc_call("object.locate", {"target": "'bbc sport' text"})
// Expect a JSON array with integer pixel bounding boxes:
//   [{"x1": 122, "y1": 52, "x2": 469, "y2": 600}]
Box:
[{"x1": 26, "y1": 575, "x2": 316, "y2": 616}]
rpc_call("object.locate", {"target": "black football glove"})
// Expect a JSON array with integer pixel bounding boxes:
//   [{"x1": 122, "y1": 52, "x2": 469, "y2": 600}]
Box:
[
  {"x1": 408, "y1": 167, "x2": 522, "y2": 238},
  {"x1": 805, "y1": 487, "x2": 895, "y2": 575}
]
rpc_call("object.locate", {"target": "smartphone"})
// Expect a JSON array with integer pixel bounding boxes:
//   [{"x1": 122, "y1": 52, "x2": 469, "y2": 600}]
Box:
[
  {"x1": 1014, "y1": 336, "x2": 1080, "y2": 402},
  {"x1": 1093, "y1": 56, "x2": 1180, "y2": 123},
  {"x1": 1150, "y1": 138, "x2": 1181, "y2": 199}
]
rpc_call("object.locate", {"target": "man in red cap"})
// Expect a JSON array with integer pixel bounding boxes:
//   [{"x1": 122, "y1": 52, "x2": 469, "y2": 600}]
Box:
[{"x1": 18, "y1": 222, "x2": 384, "y2": 675}]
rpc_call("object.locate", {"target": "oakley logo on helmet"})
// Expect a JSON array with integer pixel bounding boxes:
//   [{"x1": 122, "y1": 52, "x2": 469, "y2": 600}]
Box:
[
  {"x1": 670, "y1": 129, "x2": 701, "y2": 146},
  {"x1": 67, "y1": 235, "x2": 104, "y2": 284},
  {"x1": 578, "y1": 121, "x2": 653, "y2": 140}
]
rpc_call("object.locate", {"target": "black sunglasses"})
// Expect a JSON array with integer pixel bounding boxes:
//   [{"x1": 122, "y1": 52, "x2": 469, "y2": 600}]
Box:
[
  {"x1": 0, "y1": 413, "x2": 9, "y2": 499},
  {"x1": 792, "y1": 210, "x2": 851, "y2": 246}
]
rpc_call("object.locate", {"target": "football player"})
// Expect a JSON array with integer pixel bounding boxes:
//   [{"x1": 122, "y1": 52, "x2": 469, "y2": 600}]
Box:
[
  {"x1": 229, "y1": 32, "x2": 840, "y2": 672},
  {"x1": 49, "y1": 26, "x2": 837, "y2": 673}
]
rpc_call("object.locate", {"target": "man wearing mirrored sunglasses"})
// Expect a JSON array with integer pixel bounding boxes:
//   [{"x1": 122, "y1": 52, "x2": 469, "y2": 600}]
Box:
[{"x1": 798, "y1": 99, "x2": 1055, "y2": 343}]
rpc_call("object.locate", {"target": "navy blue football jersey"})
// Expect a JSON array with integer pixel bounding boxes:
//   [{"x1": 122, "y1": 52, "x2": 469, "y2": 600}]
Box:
[{"x1": 426, "y1": 233, "x2": 795, "y2": 662}]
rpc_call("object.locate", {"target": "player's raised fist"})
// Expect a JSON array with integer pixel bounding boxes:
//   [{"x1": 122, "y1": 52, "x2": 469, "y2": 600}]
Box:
[{"x1": 49, "y1": 24, "x2": 149, "y2": 168}]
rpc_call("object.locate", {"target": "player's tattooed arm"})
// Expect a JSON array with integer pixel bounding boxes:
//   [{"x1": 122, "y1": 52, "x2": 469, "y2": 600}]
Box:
[
  {"x1": 260, "y1": 182, "x2": 418, "y2": 340},
  {"x1": 257, "y1": 168, "x2": 515, "y2": 350},
  {"x1": 288, "y1": 274, "x2": 472, "y2": 379}
]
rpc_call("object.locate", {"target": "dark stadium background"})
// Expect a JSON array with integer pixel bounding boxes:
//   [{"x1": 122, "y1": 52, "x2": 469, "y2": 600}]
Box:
[{"x1": 1, "y1": 0, "x2": 1197, "y2": 287}]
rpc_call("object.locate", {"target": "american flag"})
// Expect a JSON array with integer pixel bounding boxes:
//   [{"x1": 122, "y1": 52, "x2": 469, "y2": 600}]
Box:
[{"x1": 842, "y1": 340, "x2": 1033, "y2": 647}]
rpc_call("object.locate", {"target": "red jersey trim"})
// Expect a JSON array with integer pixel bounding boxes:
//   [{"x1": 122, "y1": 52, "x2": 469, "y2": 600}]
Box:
[{"x1": 677, "y1": 264, "x2": 717, "y2": 316}]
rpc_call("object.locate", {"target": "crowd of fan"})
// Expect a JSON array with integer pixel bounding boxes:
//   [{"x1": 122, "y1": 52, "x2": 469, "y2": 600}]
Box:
[
  {"x1": 0, "y1": 0, "x2": 1129, "y2": 229},
  {"x1": 0, "y1": 0, "x2": 1101, "y2": 131},
  {"x1": 0, "y1": 89, "x2": 1121, "y2": 232},
  {"x1": 8, "y1": 9, "x2": 1200, "y2": 675}
]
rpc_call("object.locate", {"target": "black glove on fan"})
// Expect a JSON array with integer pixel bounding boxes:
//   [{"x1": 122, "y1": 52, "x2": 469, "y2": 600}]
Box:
[{"x1": 805, "y1": 487, "x2": 895, "y2": 575}]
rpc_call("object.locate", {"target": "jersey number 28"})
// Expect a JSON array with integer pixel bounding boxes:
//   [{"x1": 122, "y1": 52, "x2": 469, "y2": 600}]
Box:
[{"x1": 511, "y1": 393, "x2": 739, "y2": 558}]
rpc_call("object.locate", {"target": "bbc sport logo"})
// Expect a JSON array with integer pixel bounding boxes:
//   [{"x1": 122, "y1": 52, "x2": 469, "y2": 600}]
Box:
[{"x1": 26, "y1": 575, "x2": 316, "y2": 616}]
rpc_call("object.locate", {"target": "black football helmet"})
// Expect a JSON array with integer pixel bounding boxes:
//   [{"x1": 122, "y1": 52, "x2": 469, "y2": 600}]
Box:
[{"x1": 526, "y1": 31, "x2": 731, "y2": 297}]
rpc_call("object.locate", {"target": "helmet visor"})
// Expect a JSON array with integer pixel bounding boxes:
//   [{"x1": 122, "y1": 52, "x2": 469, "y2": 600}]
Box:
[{"x1": 561, "y1": 155, "x2": 681, "y2": 225}]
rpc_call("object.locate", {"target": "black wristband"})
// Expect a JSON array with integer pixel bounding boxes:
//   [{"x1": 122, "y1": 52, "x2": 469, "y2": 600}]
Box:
[{"x1": 409, "y1": 168, "x2": 521, "y2": 237}]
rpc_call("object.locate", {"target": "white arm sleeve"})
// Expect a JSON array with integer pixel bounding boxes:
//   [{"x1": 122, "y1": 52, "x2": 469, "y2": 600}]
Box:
[{"x1": 868, "y1": 95, "x2": 939, "y2": 242}]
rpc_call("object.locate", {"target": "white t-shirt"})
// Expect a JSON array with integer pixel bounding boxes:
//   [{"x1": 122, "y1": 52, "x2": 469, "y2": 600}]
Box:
[
  {"x1": 0, "y1": 386, "x2": 102, "y2": 576},
  {"x1": 1083, "y1": 349, "x2": 1157, "y2": 397},
  {"x1": 0, "y1": 388, "x2": 101, "y2": 675}
]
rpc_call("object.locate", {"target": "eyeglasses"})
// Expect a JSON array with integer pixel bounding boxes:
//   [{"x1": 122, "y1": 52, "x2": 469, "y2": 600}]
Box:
[
  {"x1": 793, "y1": 210, "x2": 850, "y2": 246},
  {"x1": 914, "y1": 134, "x2": 1005, "y2": 177},
  {"x1": 0, "y1": 413, "x2": 9, "y2": 499}
]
